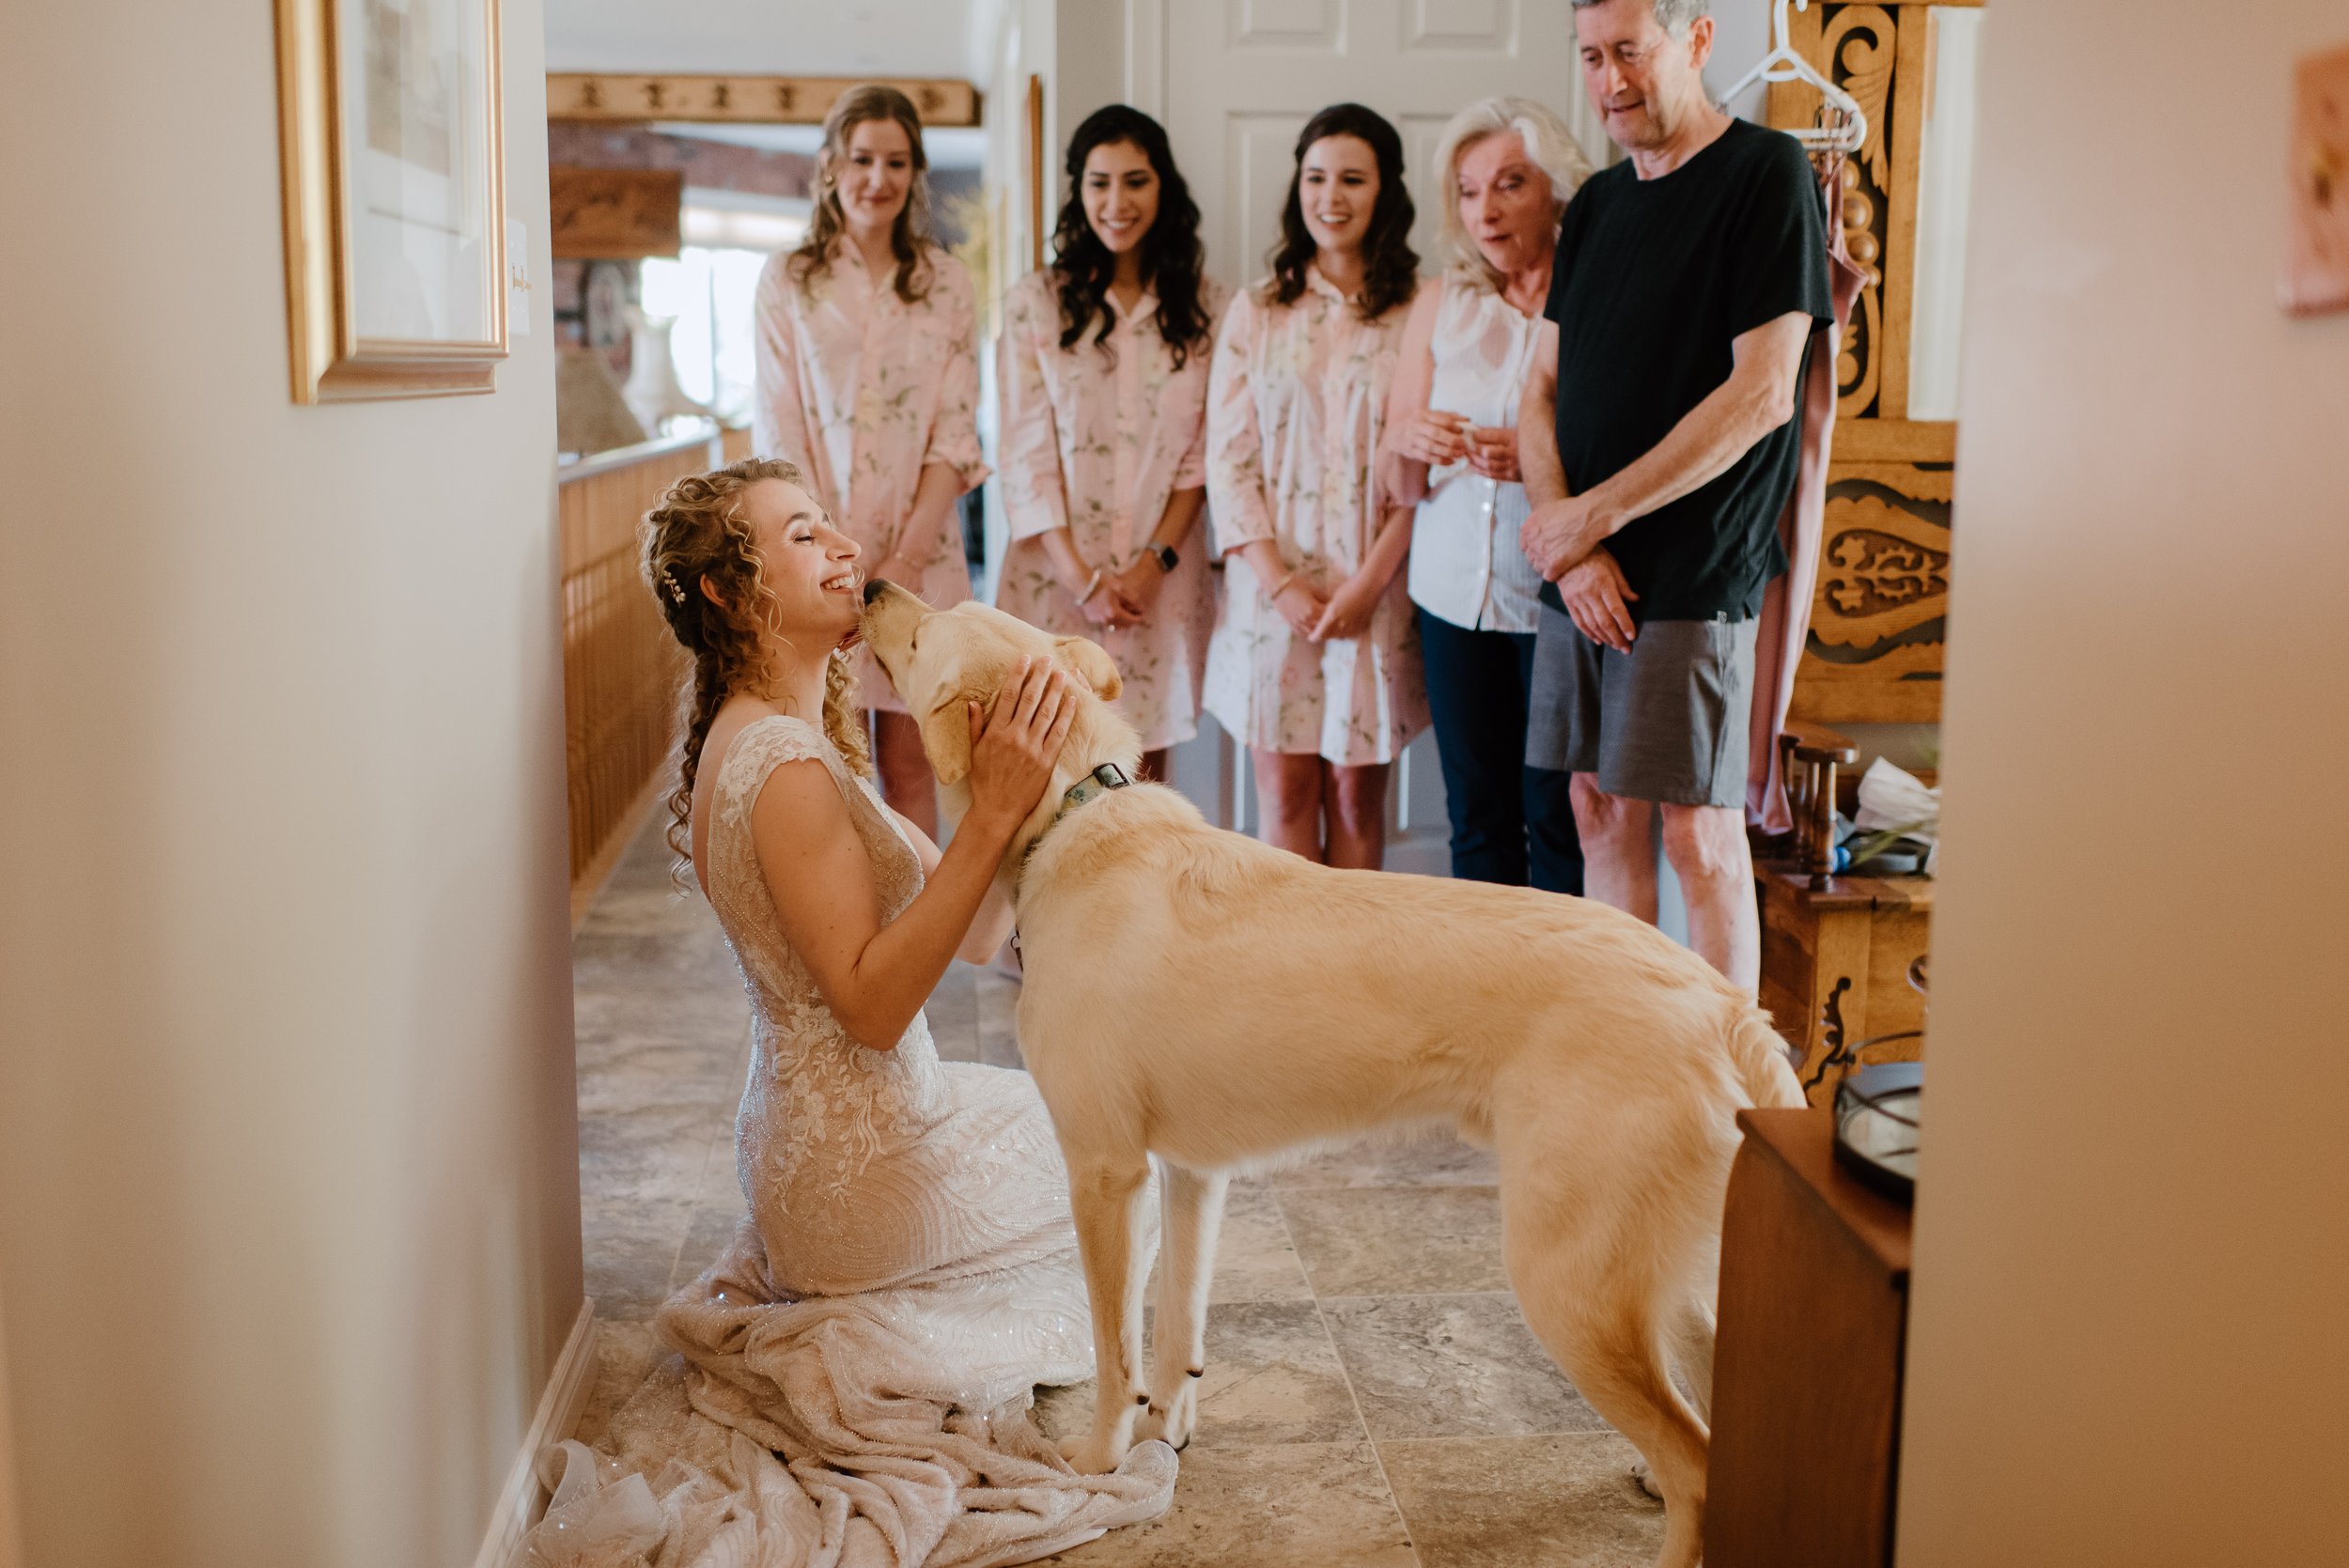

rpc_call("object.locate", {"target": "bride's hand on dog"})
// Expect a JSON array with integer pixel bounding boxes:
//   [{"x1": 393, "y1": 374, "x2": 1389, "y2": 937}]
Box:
[{"x1": 965, "y1": 659, "x2": 1077, "y2": 831}]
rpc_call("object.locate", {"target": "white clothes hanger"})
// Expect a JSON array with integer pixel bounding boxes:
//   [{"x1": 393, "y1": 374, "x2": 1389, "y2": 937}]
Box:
[{"x1": 1719, "y1": 0, "x2": 1868, "y2": 155}]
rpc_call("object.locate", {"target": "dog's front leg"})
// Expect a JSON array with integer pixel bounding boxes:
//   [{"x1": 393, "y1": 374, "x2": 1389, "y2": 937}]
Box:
[
  {"x1": 1138, "y1": 1163, "x2": 1227, "y2": 1451},
  {"x1": 1059, "y1": 1154, "x2": 1154, "y2": 1474}
]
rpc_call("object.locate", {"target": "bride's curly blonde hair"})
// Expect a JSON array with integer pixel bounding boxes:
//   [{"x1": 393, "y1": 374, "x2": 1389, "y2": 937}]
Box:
[{"x1": 642, "y1": 457, "x2": 873, "y2": 876}]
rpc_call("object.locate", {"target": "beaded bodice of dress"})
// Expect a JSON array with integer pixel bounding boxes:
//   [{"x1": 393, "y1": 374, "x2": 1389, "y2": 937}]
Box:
[{"x1": 704, "y1": 715, "x2": 947, "y2": 1211}]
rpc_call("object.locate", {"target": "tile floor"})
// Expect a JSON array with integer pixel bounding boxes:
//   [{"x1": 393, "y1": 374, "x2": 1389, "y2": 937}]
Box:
[{"x1": 571, "y1": 812, "x2": 1666, "y2": 1567}]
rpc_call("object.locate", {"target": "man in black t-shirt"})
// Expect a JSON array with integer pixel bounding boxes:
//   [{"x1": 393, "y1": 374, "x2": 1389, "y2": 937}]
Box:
[{"x1": 1517, "y1": 0, "x2": 1831, "y2": 993}]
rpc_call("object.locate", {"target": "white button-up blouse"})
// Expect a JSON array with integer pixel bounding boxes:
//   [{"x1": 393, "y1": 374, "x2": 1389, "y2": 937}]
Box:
[{"x1": 1401, "y1": 276, "x2": 1550, "y2": 635}]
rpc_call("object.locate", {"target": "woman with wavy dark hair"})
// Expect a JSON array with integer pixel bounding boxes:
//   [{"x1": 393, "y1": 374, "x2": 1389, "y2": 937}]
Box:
[
  {"x1": 1202, "y1": 102, "x2": 1428, "y2": 869},
  {"x1": 751, "y1": 84, "x2": 988, "y2": 840},
  {"x1": 995, "y1": 105, "x2": 1226, "y2": 780}
]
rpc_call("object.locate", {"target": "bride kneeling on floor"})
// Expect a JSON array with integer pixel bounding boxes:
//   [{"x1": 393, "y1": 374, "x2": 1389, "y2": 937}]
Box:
[{"x1": 527, "y1": 457, "x2": 1174, "y2": 1568}]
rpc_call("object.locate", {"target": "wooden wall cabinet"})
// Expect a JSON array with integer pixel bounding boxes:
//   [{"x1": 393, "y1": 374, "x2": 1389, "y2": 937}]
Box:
[{"x1": 1707, "y1": 1110, "x2": 1914, "y2": 1568}]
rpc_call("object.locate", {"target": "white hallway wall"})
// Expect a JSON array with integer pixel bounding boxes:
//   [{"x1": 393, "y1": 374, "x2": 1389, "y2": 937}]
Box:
[
  {"x1": 0, "y1": 3, "x2": 583, "y2": 1565},
  {"x1": 1897, "y1": 0, "x2": 2349, "y2": 1560}
]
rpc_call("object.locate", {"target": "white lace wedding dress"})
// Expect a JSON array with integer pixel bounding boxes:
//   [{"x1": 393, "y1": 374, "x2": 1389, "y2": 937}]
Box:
[{"x1": 526, "y1": 716, "x2": 1174, "y2": 1568}]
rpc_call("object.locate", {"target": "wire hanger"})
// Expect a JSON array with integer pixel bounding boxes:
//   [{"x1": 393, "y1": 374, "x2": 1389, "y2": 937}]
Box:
[{"x1": 1719, "y1": 0, "x2": 1868, "y2": 155}]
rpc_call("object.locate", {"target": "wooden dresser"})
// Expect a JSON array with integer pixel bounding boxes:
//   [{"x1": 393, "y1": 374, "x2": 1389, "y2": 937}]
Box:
[{"x1": 1706, "y1": 1109, "x2": 1914, "y2": 1568}]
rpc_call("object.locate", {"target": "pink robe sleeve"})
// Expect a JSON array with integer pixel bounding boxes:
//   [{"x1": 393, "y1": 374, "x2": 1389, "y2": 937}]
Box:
[
  {"x1": 997, "y1": 276, "x2": 1070, "y2": 542},
  {"x1": 752, "y1": 257, "x2": 814, "y2": 472},
  {"x1": 1206, "y1": 292, "x2": 1277, "y2": 556},
  {"x1": 921, "y1": 257, "x2": 990, "y2": 494}
]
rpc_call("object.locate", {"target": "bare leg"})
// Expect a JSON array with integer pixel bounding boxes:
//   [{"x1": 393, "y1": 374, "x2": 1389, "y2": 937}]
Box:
[
  {"x1": 1138, "y1": 747, "x2": 1169, "y2": 784},
  {"x1": 1324, "y1": 761, "x2": 1392, "y2": 871},
  {"x1": 873, "y1": 710, "x2": 939, "y2": 839},
  {"x1": 1661, "y1": 803, "x2": 1761, "y2": 995},
  {"x1": 1571, "y1": 773, "x2": 1659, "y2": 924},
  {"x1": 1139, "y1": 1163, "x2": 1228, "y2": 1450},
  {"x1": 1059, "y1": 1155, "x2": 1157, "y2": 1473},
  {"x1": 1251, "y1": 749, "x2": 1327, "y2": 862}
]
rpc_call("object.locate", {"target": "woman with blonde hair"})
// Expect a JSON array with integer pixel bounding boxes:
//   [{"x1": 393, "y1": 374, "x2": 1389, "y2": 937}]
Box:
[
  {"x1": 753, "y1": 84, "x2": 988, "y2": 839},
  {"x1": 1378, "y1": 96, "x2": 1592, "y2": 892},
  {"x1": 525, "y1": 457, "x2": 1174, "y2": 1563}
]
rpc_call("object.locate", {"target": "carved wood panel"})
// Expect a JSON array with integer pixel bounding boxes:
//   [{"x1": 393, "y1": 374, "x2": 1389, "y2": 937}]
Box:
[
  {"x1": 1771, "y1": 1, "x2": 1970, "y2": 725},
  {"x1": 1771, "y1": 3, "x2": 1908, "y2": 421},
  {"x1": 1791, "y1": 458, "x2": 1952, "y2": 723}
]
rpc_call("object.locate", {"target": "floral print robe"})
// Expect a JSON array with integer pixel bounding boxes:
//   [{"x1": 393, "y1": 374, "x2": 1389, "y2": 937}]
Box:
[
  {"x1": 993, "y1": 270, "x2": 1228, "y2": 750},
  {"x1": 1203, "y1": 268, "x2": 1428, "y2": 765},
  {"x1": 754, "y1": 242, "x2": 988, "y2": 712}
]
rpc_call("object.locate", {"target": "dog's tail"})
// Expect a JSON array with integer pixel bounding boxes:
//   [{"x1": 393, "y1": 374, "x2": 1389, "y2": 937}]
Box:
[{"x1": 1729, "y1": 1004, "x2": 1808, "y2": 1111}]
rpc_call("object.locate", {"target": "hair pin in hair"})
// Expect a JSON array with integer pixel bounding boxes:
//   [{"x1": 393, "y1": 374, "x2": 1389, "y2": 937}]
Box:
[{"x1": 660, "y1": 566, "x2": 687, "y2": 605}]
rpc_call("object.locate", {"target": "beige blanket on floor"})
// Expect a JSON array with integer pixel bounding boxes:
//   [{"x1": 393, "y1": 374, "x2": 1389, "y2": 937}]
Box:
[{"x1": 523, "y1": 1224, "x2": 1176, "y2": 1568}]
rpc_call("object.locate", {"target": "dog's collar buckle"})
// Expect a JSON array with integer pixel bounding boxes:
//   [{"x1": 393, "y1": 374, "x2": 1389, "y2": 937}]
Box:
[
  {"x1": 1020, "y1": 763, "x2": 1133, "y2": 877},
  {"x1": 1059, "y1": 762, "x2": 1132, "y2": 815}
]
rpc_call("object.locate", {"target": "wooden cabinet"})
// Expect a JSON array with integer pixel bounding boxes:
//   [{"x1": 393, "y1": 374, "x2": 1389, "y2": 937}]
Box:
[
  {"x1": 1706, "y1": 1109, "x2": 1914, "y2": 1568},
  {"x1": 1758, "y1": 868, "x2": 1930, "y2": 1105}
]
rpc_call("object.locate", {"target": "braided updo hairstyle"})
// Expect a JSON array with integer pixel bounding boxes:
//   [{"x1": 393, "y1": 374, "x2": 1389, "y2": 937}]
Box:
[{"x1": 642, "y1": 457, "x2": 873, "y2": 877}]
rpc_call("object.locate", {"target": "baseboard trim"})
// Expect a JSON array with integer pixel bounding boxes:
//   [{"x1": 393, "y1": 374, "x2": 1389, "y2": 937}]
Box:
[{"x1": 474, "y1": 1297, "x2": 600, "y2": 1568}]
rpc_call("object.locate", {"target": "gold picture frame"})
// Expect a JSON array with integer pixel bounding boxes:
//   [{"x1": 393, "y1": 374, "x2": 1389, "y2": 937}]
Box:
[{"x1": 276, "y1": 0, "x2": 509, "y2": 402}]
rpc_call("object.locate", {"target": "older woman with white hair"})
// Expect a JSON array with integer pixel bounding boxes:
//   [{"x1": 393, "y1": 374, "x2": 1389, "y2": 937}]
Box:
[{"x1": 1378, "y1": 97, "x2": 1594, "y2": 892}]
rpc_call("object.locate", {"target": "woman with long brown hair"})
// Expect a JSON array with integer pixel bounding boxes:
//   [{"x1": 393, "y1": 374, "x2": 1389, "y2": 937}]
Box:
[
  {"x1": 1203, "y1": 102, "x2": 1429, "y2": 869},
  {"x1": 994, "y1": 105, "x2": 1224, "y2": 782},
  {"x1": 752, "y1": 84, "x2": 987, "y2": 839},
  {"x1": 526, "y1": 457, "x2": 1174, "y2": 1561}
]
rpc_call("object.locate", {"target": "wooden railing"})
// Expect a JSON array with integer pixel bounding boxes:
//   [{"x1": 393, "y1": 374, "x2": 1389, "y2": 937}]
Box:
[{"x1": 559, "y1": 430, "x2": 721, "y2": 916}]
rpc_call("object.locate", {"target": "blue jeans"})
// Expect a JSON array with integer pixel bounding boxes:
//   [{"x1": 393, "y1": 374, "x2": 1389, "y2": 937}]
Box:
[{"x1": 1416, "y1": 606, "x2": 1584, "y2": 894}]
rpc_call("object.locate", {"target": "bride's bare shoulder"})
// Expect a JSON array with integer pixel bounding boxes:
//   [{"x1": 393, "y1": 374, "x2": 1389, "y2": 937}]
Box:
[{"x1": 690, "y1": 703, "x2": 835, "y2": 883}]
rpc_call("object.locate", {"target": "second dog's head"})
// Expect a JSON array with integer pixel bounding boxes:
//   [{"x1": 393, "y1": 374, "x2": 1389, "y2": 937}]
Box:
[{"x1": 861, "y1": 580, "x2": 1132, "y2": 795}]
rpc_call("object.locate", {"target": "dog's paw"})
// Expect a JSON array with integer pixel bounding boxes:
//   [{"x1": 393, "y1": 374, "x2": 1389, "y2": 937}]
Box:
[
  {"x1": 1631, "y1": 1458, "x2": 1663, "y2": 1500},
  {"x1": 1133, "y1": 1389, "x2": 1197, "y2": 1451},
  {"x1": 1058, "y1": 1434, "x2": 1129, "y2": 1475}
]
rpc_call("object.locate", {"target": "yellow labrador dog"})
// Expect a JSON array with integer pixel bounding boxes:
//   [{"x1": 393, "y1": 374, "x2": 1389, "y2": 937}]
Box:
[{"x1": 863, "y1": 583, "x2": 1802, "y2": 1568}]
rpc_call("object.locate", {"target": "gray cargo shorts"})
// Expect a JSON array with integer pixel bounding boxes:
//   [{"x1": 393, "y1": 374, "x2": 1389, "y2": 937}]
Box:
[{"x1": 1525, "y1": 603, "x2": 1758, "y2": 808}]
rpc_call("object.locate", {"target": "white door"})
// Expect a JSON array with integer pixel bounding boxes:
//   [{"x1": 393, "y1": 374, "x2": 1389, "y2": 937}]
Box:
[
  {"x1": 1154, "y1": 0, "x2": 1608, "y2": 294},
  {"x1": 1123, "y1": 0, "x2": 1608, "y2": 856}
]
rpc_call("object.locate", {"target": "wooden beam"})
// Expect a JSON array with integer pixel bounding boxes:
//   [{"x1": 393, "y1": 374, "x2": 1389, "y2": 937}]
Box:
[
  {"x1": 1831, "y1": 418, "x2": 1957, "y2": 465},
  {"x1": 548, "y1": 73, "x2": 980, "y2": 128},
  {"x1": 1877, "y1": 7, "x2": 1937, "y2": 420}
]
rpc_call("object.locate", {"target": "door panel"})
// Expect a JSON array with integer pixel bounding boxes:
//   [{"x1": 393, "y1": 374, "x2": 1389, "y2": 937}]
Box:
[{"x1": 1165, "y1": 0, "x2": 1605, "y2": 291}]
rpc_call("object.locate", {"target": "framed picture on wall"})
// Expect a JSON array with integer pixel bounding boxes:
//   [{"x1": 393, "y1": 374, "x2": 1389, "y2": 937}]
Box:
[{"x1": 275, "y1": 0, "x2": 508, "y2": 401}]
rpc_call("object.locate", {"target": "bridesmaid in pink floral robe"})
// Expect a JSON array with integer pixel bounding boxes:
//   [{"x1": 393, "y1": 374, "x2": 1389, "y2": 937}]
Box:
[
  {"x1": 994, "y1": 106, "x2": 1227, "y2": 779},
  {"x1": 754, "y1": 86, "x2": 987, "y2": 837},
  {"x1": 1205, "y1": 104, "x2": 1429, "y2": 869}
]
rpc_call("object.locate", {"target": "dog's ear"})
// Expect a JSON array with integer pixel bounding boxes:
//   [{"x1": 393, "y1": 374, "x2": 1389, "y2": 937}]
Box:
[
  {"x1": 1051, "y1": 635, "x2": 1123, "y2": 701},
  {"x1": 918, "y1": 689, "x2": 977, "y2": 787}
]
